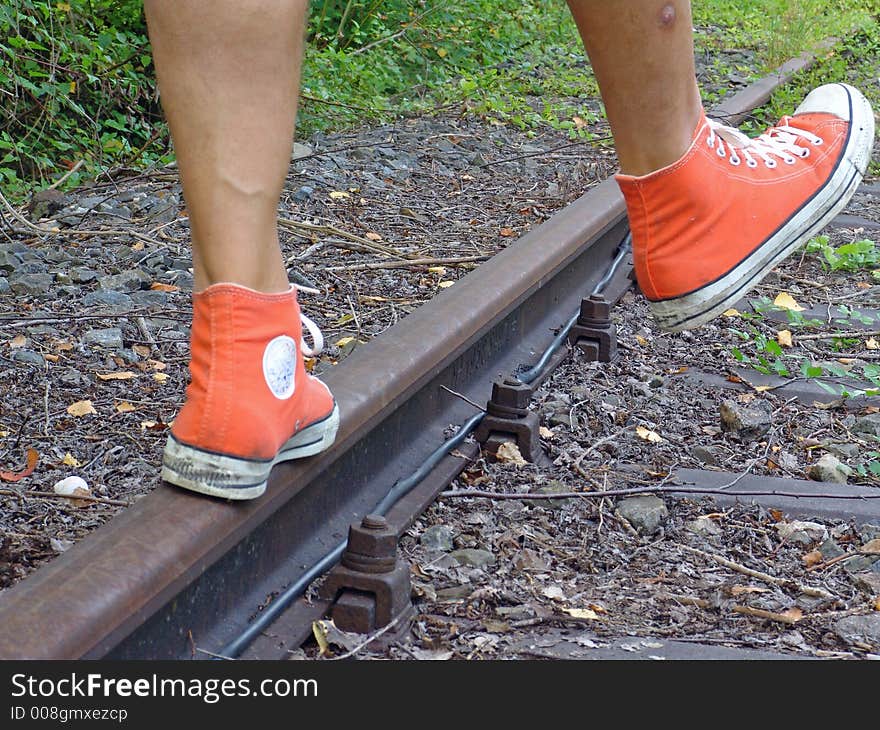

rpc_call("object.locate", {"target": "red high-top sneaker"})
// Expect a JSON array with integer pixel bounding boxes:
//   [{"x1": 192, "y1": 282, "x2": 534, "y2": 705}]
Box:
[
  {"x1": 162, "y1": 283, "x2": 339, "y2": 500},
  {"x1": 617, "y1": 83, "x2": 875, "y2": 331}
]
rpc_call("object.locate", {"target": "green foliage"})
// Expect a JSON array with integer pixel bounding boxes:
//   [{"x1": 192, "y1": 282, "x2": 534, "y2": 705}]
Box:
[
  {"x1": 0, "y1": 0, "x2": 167, "y2": 196},
  {"x1": 806, "y1": 235, "x2": 880, "y2": 277}
]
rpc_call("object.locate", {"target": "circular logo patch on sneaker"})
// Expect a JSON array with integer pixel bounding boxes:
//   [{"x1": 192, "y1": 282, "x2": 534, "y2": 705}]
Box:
[{"x1": 262, "y1": 335, "x2": 297, "y2": 400}]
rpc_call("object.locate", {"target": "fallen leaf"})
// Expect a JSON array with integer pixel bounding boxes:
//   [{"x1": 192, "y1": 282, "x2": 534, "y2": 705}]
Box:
[
  {"x1": 753, "y1": 385, "x2": 773, "y2": 392},
  {"x1": 722, "y1": 308, "x2": 740, "y2": 317},
  {"x1": 730, "y1": 585, "x2": 770, "y2": 596},
  {"x1": 773, "y1": 292, "x2": 806, "y2": 311},
  {"x1": 496, "y1": 441, "x2": 527, "y2": 466},
  {"x1": 364, "y1": 232, "x2": 383, "y2": 241},
  {"x1": 61, "y1": 452, "x2": 81, "y2": 467},
  {"x1": 499, "y1": 227, "x2": 516, "y2": 237},
  {"x1": 636, "y1": 425, "x2": 664, "y2": 443},
  {"x1": 802, "y1": 550, "x2": 824, "y2": 567},
  {"x1": 562, "y1": 608, "x2": 600, "y2": 620},
  {"x1": 132, "y1": 344, "x2": 151, "y2": 357},
  {"x1": 140, "y1": 420, "x2": 168, "y2": 431},
  {"x1": 150, "y1": 282, "x2": 179, "y2": 292},
  {"x1": 115, "y1": 401, "x2": 136, "y2": 413},
  {"x1": 0, "y1": 448, "x2": 38, "y2": 482},
  {"x1": 862, "y1": 538, "x2": 880, "y2": 555},
  {"x1": 539, "y1": 426, "x2": 555, "y2": 439},
  {"x1": 779, "y1": 607, "x2": 804, "y2": 623},
  {"x1": 769, "y1": 509, "x2": 785, "y2": 523},
  {"x1": 437, "y1": 281, "x2": 454, "y2": 289},
  {"x1": 427, "y1": 266, "x2": 447, "y2": 275},
  {"x1": 329, "y1": 191, "x2": 350, "y2": 200},
  {"x1": 635, "y1": 334, "x2": 650, "y2": 347},
  {"x1": 335, "y1": 336, "x2": 356, "y2": 348},
  {"x1": 96, "y1": 371, "x2": 137, "y2": 381},
  {"x1": 67, "y1": 400, "x2": 96, "y2": 417},
  {"x1": 54, "y1": 340, "x2": 74, "y2": 352},
  {"x1": 542, "y1": 585, "x2": 565, "y2": 601},
  {"x1": 867, "y1": 338, "x2": 879, "y2": 350},
  {"x1": 572, "y1": 115, "x2": 589, "y2": 130},
  {"x1": 8, "y1": 334, "x2": 26, "y2": 349},
  {"x1": 777, "y1": 330, "x2": 793, "y2": 347},
  {"x1": 312, "y1": 620, "x2": 331, "y2": 656},
  {"x1": 147, "y1": 359, "x2": 166, "y2": 371},
  {"x1": 153, "y1": 372, "x2": 168, "y2": 384}
]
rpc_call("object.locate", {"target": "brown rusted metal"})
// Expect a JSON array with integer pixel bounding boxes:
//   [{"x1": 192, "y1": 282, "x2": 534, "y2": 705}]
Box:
[
  {"x1": 567, "y1": 294, "x2": 618, "y2": 362},
  {"x1": 475, "y1": 377, "x2": 541, "y2": 461},
  {"x1": 319, "y1": 515, "x2": 412, "y2": 635}
]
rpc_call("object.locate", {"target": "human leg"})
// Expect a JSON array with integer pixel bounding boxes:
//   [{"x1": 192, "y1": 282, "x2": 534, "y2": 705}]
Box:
[
  {"x1": 567, "y1": 1, "x2": 875, "y2": 331},
  {"x1": 144, "y1": 1, "x2": 338, "y2": 499}
]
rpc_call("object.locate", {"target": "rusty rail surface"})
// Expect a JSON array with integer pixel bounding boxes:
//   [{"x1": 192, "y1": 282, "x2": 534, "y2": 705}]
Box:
[{"x1": 0, "y1": 55, "x2": 832, "y2": 660}]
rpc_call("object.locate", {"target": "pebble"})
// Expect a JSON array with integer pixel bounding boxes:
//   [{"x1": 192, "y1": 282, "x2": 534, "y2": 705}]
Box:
[
  {"x1": 82, "y1": 290, "x2": 134, "y2": 311},
  {"x1": 616, "y1": 496, "x2": 668, "y2": 535},
  {"x1": 808, "y1": 453, "x2": 850, "y2": 484},
  {"x1": 774, "y1": 520, "x2": 828, "y2": 546},
  {"x1": 420, "y1": 524, "x2": 454, "y2": 552},
  {"x1": 818, "y1": 538, "x2": 845, "y2": 560},
  {"x1": 53, "y1": 475, "x2": 90, "y2": 496},
  {"x1": 449, "y1": 548, "x2": 495, "y2": 568},
  {"x1": 719, "y1": 399, "x2": 771, "y2": 442},
  {"x1": 687, "y1": 515, "x2": 722, "y2": 537},
  {"x1": 98, "y1": 270, "x2": 150, "y2": 292},
  {"x1": 11, "y1": 349, "x2": 44, "y2": 367},
  {"x1": 83, "y1": 328, "x2": 124, "y2": 350},
  {"x1": 0, "y1": 250, "x2": 21, "y2": 271},
  {"x1": 834, "y1": 614, "x2": 880, "y2": 649},
  {"x1": 851, "y1": 413, "x2": 880, "y2": 438},
  {"x1": 0, "y1": 277, "x2": 9, "y2": 295},
  {"x1": 690, "y1": 445, "x2": 719, "y2": 466},
  {"x1": 822, "y1": 442, "x2": 860, "y2": 461},
  {"x1": 69, "y1": 267, "x2": 100, "y2": 284},
  {"x1": 852, "y1": 572, "x2": 880, "y2": 595},
  {"x1": 292, "y1": 185, "x2": 314, "y2": 204},
  {"x1": 9, "y1": 273, "x2": 53, "y2": 296},
  {"x1": 532, "y1": 481, "x2": 573, "y2": 509}
]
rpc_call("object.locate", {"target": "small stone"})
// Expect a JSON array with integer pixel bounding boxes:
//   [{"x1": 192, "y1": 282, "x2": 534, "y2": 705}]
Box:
[
  {"x1": 687, "y1": 516, "x2": 723, "y2": 537},
  {"x1": 843, "y1": 555, "x2": 880, "y2": 573},
  {"x1": 83, "y1": 328, "x2": 124, "y2": 350},
  {"x1": 834, "y1": 614, "x2": 880, "y2": 649},
  {"x1": 0, "y1": 277, "x2": 9, "y2": 294},
  {"x1": 292, "y1": 185, "x2": 314, "y2": 204},
  {"x1": 129, "y1": 290, "x2": 169, "y2": 309},
  {"x1": 818, "y1": 538, "x2": 845, "y2": 560},
  {"x1": 852, "y1": 572, "x2": 880, "y2": 595},
  {"x1": 808, "y1": 453, "x2": 850, "y2": 484},
  {"x1": 861, "y1": 524, "x2": 880, "y2": 542},
  {"x1": 647, "y1": 374, "x2": 665, "y2": 389},
  {"x1": 690, "y1": 445, "x2": 719, "y2": 466},
  {"x1": 775, "y1": 520, "x2": 828, "y2": 546},
  {"x1": 513, "y1": 548, "x2": 550, "y2": 572},
  {"x1": 69, "y1": 267, "x2": 100, "y2": 284},
  {"x1": 851, "y1": 413, "x2": 880, "y2": 438},
  {"x1": 292, "y1": 142, "x2": 313, "y2": 160},
  {"x1": 82, "y1": 290, "x2": 134, "y2": 311},
  {"x1": 49, "y1": 538, "x2": 73, "y2": 553},
  {"x1": 822, "y1": 442, "x2": 860, "y2": 461},
  {"x1": 532, "y1": 481, "x2": 573, "y2": 509},
  {"x1": 97, "y1": 270, "x2": 150, "y2": 292},
  {"x1": 11, "y1": 349, "x2": 44, "y2": 367},
  {"x1": 435, "y1": 585, "x2": 473, "y2": 601},
  {"x1": 0, "y1": 250, "x2": 21, "y2": 272},
  {"x1": 420, "y1": 524, "x2": 454, "y2": 552},
  {"x1": 9, "y1": 273, "x2": 53, "y2": 296},
  {"x1": 616, "y1": 495, "x2": 668, "y2": 535},
  {"x1": 719, "y1": 399, "x2": 771, "y2": 442},
  {"x1": 449, "y1": 548, "x2": 495, "y2": 568}
]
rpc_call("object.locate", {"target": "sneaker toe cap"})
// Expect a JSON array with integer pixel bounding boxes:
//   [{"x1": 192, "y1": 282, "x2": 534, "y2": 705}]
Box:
[{"x1": 794, "y1": 83, "x2": 859, "y2": 121}]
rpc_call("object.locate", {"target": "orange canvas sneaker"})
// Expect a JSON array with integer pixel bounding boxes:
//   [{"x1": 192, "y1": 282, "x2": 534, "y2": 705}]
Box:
[
  {"x1": 162, "y1": 283, "x2": 339, "y2": 500},
  {"x1": 617, "y1": 83, "x2": 875, "y2": 332}
]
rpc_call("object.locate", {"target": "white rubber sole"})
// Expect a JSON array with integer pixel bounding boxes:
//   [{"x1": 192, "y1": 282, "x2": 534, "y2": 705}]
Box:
[
  {"x1": 161, "y1": 403, "x2": 340, "y2": 500},
  {"x1": 650, "y1": 83, "x2": 875, "y2": 332}
]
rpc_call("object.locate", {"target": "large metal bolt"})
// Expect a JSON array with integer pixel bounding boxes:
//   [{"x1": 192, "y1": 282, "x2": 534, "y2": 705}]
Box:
[{"x1": 342, "y1": 514, "x2": 397, "y2": 574}]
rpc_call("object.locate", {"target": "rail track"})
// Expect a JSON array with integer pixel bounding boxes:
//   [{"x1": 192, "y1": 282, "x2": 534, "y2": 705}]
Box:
[{"x1": 0, "y1": 51, "x2": 878, "y2": 660}]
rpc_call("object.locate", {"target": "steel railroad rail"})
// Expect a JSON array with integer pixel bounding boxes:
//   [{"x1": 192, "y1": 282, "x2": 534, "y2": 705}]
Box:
[{"x1": 0, "y1": 49, "x2": 864, "y2": 660}]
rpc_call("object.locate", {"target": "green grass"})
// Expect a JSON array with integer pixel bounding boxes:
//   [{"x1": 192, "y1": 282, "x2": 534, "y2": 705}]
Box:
[{"x1": 2, "y1": 0, "x2": 878, "y2": 200}]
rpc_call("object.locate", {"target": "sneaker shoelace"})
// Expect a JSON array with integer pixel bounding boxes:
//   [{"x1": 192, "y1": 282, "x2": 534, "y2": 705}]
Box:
[
  {"x1": 705, "y1": 116, "x2": 824, "y2": 169},
  {"x1": 292, "y1": 284, "x2": 324, "y2": 358}
]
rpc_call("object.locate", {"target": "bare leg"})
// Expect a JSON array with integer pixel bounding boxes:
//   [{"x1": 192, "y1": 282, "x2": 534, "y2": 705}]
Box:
[
  {"x1": 143, "y1": 0, "x2": 307, "y2": 293},
  {"x1": 566, "y1": 1, "x2": 703, "y2": 176}
]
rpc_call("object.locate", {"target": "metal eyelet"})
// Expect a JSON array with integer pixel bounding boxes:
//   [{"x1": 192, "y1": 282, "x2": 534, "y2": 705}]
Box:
[
  {"x1": 746, "y1": 159, "x2": 758, "y2": 168},
  {"x1": 784, "y1": 156, "x2": 797, "y2": 165},
  {"x1": 801, "y1": 148, "x2": 811, "y2": 158},
  {"x1": 765, "y1": 159, "x2": 777, "y2": 168},
  {"x1": 812, "y1": 137, "x2": 824, "y2": 146},
  {"x1": 716, "y1": 146, "x2": 726, "y2": 158},
  {"x1": 729, "y1": 155, "x2": 741, "y2": 166}
]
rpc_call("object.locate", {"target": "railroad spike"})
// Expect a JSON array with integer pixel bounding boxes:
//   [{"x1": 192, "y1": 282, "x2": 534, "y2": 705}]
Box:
[{"x1": 567, "y1": 294, "x2": 618, "y2": 362}]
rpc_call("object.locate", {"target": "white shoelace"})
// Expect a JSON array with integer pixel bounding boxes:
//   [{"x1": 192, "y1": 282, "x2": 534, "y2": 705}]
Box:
[
  {"x1": 292, "y1": 284, "x2": 325, "y2": 358},
  {"x1": 705, "y1": 117, "x2": 824, "y2": 169}
]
